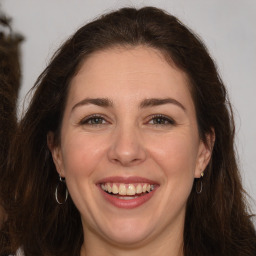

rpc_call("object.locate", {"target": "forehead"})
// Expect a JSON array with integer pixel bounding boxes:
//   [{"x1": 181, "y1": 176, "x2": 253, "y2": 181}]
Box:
[{"x1": 67, "y1": 46, "x2": 194, "y2": 108}]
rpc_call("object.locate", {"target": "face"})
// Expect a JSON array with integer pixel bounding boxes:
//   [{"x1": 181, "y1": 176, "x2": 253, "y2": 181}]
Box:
[{"x1": 49, "y1": 46, "x2": 211, "y2": 249}]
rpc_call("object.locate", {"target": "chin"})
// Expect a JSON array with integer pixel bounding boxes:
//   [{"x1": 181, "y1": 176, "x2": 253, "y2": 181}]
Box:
[{"x1": 98, "y1": 217, "x2": 155, "y2": 246}]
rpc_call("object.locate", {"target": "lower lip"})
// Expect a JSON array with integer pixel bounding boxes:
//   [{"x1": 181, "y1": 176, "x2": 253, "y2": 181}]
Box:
[{"x1": 98, "y1": 185, "x2": 158, "y2": 209}]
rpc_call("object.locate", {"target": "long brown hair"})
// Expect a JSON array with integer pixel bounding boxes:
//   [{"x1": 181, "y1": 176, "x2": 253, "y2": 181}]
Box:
[
  {"x1": 0, "y1": 13, "x2": 23, "y2": 252},
  {"x1": 3, "y1": 6, "x2": 256, "y2": 256}
]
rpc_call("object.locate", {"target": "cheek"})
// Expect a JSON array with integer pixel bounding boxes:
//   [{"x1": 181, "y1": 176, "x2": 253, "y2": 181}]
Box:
[
  {"x1": 148, "y1": 132, "x2": 199, "y2": 183},
  {"x1": 145, "y1": 133, "x2": 199, "y2": 223},
  {"x1": 59, "y1": 132, "x2": 108, "y2": 212},
  {"x1": 60, "y1": 131, "x2": 106, "y2": 178}
]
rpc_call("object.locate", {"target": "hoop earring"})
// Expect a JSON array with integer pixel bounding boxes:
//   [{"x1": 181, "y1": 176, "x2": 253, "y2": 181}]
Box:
[
  {"x1": 55, "y1": 175, "x2": 68, "y2": 204},
  {"x1": 196, "y1": 172, "x2": 204, "y2": 194}
]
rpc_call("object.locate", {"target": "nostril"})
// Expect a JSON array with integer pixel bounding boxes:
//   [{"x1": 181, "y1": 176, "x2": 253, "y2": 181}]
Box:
[
  {"x1": 107, "y1": 130, "x2": 147, "y2": 165},
  {"x1": 111, "y1": 155, "x2": 145, "y2": 166}
]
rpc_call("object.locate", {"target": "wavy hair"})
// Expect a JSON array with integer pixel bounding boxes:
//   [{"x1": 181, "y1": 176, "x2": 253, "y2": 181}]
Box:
[
  {"x1": 2, "y1": 6, "x2": 255, "y2": 256},
  {"x1": 0, "y1": 13, "x2": 23, "y2": 253}
]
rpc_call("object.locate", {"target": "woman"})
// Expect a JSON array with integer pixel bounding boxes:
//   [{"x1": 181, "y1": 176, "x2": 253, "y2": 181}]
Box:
[{"x1": 2, "y1": 6, "x2": 255, "y2": 256}]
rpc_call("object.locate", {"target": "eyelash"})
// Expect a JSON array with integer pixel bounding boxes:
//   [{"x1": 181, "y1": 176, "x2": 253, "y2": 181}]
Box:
[
  {"x1": 79, "y1": 114, "x2": 175, "y2": 127},
  {"x1": 147, "y1": 114, "x2": 175, "y2": 126},
  {"x1": 79, "y1": 114, "x2": 108, "y2": 126}
]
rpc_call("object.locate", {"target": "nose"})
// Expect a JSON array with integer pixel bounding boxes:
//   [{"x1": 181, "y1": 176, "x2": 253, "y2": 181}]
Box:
[{"x1": 107, "y1": 125, "x2": 147, "y2": 167}]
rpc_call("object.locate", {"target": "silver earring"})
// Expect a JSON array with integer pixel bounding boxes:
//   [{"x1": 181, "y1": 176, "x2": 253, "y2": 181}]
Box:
[
  {"x1": 196, "y1": 172, "x2": 204, "y2": 194},
  {"x1": 55, "y1": 175, "x2": 68, "y2": 204}
]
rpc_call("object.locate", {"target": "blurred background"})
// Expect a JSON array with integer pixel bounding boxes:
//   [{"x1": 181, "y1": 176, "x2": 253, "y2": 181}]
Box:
[{"x1": 1, "y1": 0, "x2": 255, "y2": 214}]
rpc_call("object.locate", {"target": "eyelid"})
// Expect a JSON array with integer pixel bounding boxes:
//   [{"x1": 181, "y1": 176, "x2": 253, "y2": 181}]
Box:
[
  {"x1": 146, "y1": 114, "x2": 176, "y2": 125},
  {"x1": 78, "y1": 113, "x2": 175, "y2": 126},
  {"x1": 79, "y1": 114, "x2": 109, "y2": 125}
]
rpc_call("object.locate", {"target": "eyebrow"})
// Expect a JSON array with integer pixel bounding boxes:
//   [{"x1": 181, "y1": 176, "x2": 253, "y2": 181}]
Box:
[
  {"x1": 71, "y1": 98, "x2": 113, "y2": 112},
  {"x1": 140, "y1": 98, "x2": 186, "y2": 111},
  {"x1": 71, "y1": 97, "x2": 186, "y2": 112}
]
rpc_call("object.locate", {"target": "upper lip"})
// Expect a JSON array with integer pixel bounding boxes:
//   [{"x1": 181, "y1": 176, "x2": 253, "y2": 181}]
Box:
[{"x1": 97, "y1": 176, "x2": 159, "y2": 185}]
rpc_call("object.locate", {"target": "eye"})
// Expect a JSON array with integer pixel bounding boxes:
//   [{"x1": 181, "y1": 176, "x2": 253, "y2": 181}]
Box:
[
  {"x1": 148, "y1": 114, "x2": 175, "y2": 126},
  {"x1": 79, "y1": 115, "x2": 108, "y2": 126}
]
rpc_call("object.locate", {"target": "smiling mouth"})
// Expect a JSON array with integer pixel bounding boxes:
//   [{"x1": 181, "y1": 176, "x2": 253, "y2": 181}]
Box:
[{"x1": 100, "y1": 183, "x2": 156, "y2": 199}]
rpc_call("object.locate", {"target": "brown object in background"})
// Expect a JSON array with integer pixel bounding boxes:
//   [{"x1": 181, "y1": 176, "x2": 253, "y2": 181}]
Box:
[
  {"x1": 0, "y1": 14, "x2": 23, "y2": 161},
  {"x1": 0, "y1": 11, "x2": 23, "y2": 251}
]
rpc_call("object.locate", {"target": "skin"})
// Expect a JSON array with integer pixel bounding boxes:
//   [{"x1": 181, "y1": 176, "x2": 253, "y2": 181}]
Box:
[{"x1": 48, "y1": 46, "x2": 212, "y2": 256}]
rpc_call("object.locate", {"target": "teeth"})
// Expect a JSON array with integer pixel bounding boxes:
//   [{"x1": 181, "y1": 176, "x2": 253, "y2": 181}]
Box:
[
  {"x1": 119, "y1": 184, "x2": 126, "y2": 195},
  {"x1": 107, "y1": 183, "x2": 112, "y2": 193},
  {"x1": 101, "y1": 182, "x2": 156, "y2": 196},
  {"x1": 127, "y1": 184, "x2": 136, "y2": 195},
  {"x1": 117, "y1": 196, "x2": 139, "y2": 200},
  {"x1": 112, "y1": 184, "x2": 119, "y2": 194},
  {"x1": 136, "y1": 184, "x2": 142, "y2": 194}
]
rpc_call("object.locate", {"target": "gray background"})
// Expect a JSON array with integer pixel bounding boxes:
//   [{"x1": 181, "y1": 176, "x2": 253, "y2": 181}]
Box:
[{"x1": 1, "y1": 0, "x2": 255, "y2": 215}]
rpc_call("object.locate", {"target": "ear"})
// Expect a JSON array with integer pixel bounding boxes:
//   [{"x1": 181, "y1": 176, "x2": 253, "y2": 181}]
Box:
[
  {"x1": 194, "y1": 130, "x2": 215, "y2": 178},
  {"x1": 47, "y1": 132, "x2": 65, "y2": 177}
]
